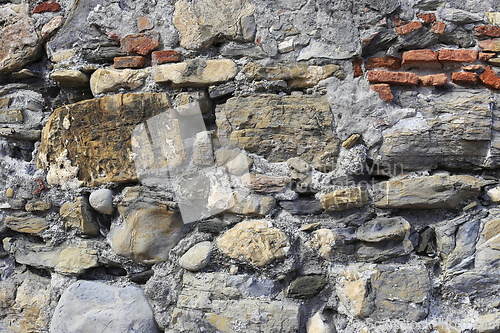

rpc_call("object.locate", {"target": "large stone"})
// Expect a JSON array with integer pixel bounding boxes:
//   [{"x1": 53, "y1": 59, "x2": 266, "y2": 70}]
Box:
[
  {"x1": 217, "y1": 94, "x2": 339, "y2": 171},
  {"x1": 5, "y1": 214, "x2": 49, "y2": 234},
  {"x1": 217, "y1": 220, "x2": 289, "y2": 267},
  {"x1": 90, "y1": 68, "x2": 149, "y2": 96},
  {"x1": 110, "y1": 187, "x2": 183, "y2": 264},
  {"x1": 50, "y1": 280, "x2": 159, "y2": 333},
  {"x1": 321, "y1": 187, "x2": 369, "y2": 211},
  {"x1": 336, "y1": 264, "x2": 376, "y2": 318},
  {"x1": 372, "y1": 175, "x2": 481, "y2": 209},
  {"x1": 60, "y1": 197, "x2": 99, "y2": 236},
  {"x1": 355, "y1": 217, "x2": 410, "y2": 243},
  {"x1": 439, "y1": 8, "x2": 485, "y2": 23},
  {"x1": 153, "y1": 59, "x2": 238, "y2": 87},
  {"x1": 38, "y1": 93, "x2": 170, "y2": 186},
  {"x1": 173, "y1": 0, "x2": 255, "y2": 50}
]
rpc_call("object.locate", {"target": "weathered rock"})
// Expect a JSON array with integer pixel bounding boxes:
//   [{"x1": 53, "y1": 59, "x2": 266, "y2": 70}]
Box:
[
  {"x1": 416, "y1": 227, "x2": 436, "y2": 255},
  {"x1": 175, "y1": 91, "x2": 212, "y2": 114},
  {"x1": 110, "y1": 186, "x2": 183, "y2": 264},
  {"x1": 444, "y1": 219, "x2": 480, "y2": 269},
  {"x1": 173, "y1": 0, "x2": 255, "y2": 50},
  {"x1": 50, "y1": 280, "x2": 159, "y2": 333},
  {"x1": 33, "y1": 1, "x2": 60, "y2": 13},
  {"x1": 90, "y1": 68, "x2": 149, "y2": 95},
  {"x1": 479, "y1": 66, "x2": 500, "y2": 89},
  {"x1": 5, "y1": 214, "x2": 49, "y2": 234},
  {"x1": 217, "y1": 94, "x2": 339, "y2": 171},
  {"x1": 488, "y1": 186, "x2": 500, "y2": 202},
  {"x1": 486, "y1": 12, "x2": 500, "y2": 25},
  {"x1": 3, "y1": 237, "x2": 99, "y2": 275},
  {"x1": 371, "y1": 84, "x2": 393, "y2": 102},
  {"x1": 321, "y1": 187, "x2": 369, "y2": 211},
  {"x1": 0, "y1": 109, "x2": 23, "y2": 123},
  {"x1": 306, "y1": 312, "x2": 336, "y2": 333},
  {"x1": 152, "y1": 50, "x2": 182, "y2": 64},
  {"x1": 362, "y1": 29, "x2": 398, "y2": 57},
  {"x1": 336, "y1": 264, "x2": 376, "y2": 318},
  {"x1": 25, "y1": 201, "x2": 51, "y2": 212},
  {"x1": 372, "y1": 175, "x2": 481, "y2": 209},
  {"x1": 216, "y1": 150, "x2": 253, "y2": 175},
  {"x1": 209, "y1": 82, "x2": 237, "y2": 99},
  {"x1": 217, "y1": 220, "x2": 289, "y2": 266},
  {"x1": 451, "y1": 71, "x2": 478, "y2": 85},
  {"x1": 193, "y1": 131, "x2": 214, "y2": 166},
  {"x1": 154, "y1": 59, "x2": 238, "y2": 87},
  {"x1": 479, "y1": 38, "x2": 500, "y2": 52},
  {"x1": 241, "y1": 173, "x2": 290, "y2": 193},
  {"x1": 356, "y1": 217, "x2": 410, "y2": 243},
  {"x1": 179, "y1": 241, "x2": 212, "y2": 271},
  {"x1": 38, "y1": 93, "x2": 170, "y2": 186},
  {"x1": 356, "y1": 239, "x2": 414, "y2": 262},
  {"x1": 50, "y1": 70, "x2": 90, "y2": 88},
  {"x1": 279, "y1": 198, "x2": 324, "y2": 215},
  {"x1": 41, "y1": 15, "x2": 63, "y2": 38},
  {"x1": 285, "y1": 275, "x2": 327, "y2": 299},
  {"x1": 419, "y1": 73, "x2": 448, "y2": 86},
  {"x1": 60, "y1": 197, "x2": 99, "y2": 236},
  {"x1": 89, "y1": 189, "x2": 113, "y2": 215},
  {"x1": 439, "y1": 8, "x2": 485, "y2": 23},
  {"x1": 113, "y1": 56, "x2": 147, "y2": 69},
  {"x1": 6, "y1": 188, "x2": 14, "y2": 198},
  {"x1": 366, "y1": 56, "x2": 401, "y2": 70},
  {"x1": 476, "y1": 217, "x2": 500, "y2": 268}
]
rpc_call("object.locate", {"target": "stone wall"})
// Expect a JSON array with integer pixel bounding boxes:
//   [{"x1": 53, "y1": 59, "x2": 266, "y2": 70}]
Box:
[{"x1": 2, "y1": 0, "x2": 500, "y2": 332}]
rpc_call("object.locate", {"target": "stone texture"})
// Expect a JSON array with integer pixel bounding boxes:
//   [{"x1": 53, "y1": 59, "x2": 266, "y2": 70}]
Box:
[
  {"x1": 137, "y1": 16, "x2": 153, "y2": 32},
  {"x1": 120, "y1": 31, "x2": 160, "y2": 56},
  {"x1": 367, "y1": 71, "x2": 419, "y2": 85},
  {"x1": 50, "y1": 70, "x2": 90, "y2": 88},
  {"x1": 372, "y1": 175, "x2": 481, "y2": 209},
  {"x1": 0, "y1": 109, "x2": 23, "y2": 123},
  {"x1": 396, "y1": 21, "x2": 422, "y2": 35},
  {"x1": 179, "y1": 241, "x2": 212, "y2": 271},
  {"x1": 38, "y1": 93, "x2": 169, "y2": 186},
  {"x1": 216, "y1": 94, "x2": 339, "y2": 171},
  {"x1": 110, "y1": 186, "x2": 183, "y2": 265},
  {"x1": 439, "y1": 8, "x2": 485, "y2": 23},
  {"x1": 6, "y1": 188, "x2": 14, "y2": 198},
  {"x1": 90, "y1": 68, "x2": 148, "y2": 95},
  {"x1": 5, "y1": 214, "x2": 49, "y2": 234},
  {"x1": 176, "y1": 91, "x2": 212, "y2": 114},
  {"x1": 365, "y1": 56, "x2": 401, "y2": 70},
  {"x1": 475, "y1": 217, "x2": 500, "y2": 268},
  {"x1": 279, "y1": 198, "x2": 323, "y2": 215},
  {"x1": 419, "y1": 73, "x2": 448, "y2": 86},
  {"x1": 486, "y1": 12, "x2": 500, "y2": 25},
  {"x1": 451, "y1": 71, "x2": 478, "y2": 84},
  {"x1": 193, "y1": 131, "x2": 214, "y2": 166},
  {"x1": 285, "y1": 275, "x2": 327, "y2": 299},
  {"x1": 154, "y1": 59, "x2": 238, "y2": 87},
  {"x1": 476, "y1": 313, "x2": 500, "y2": 333},
  {"x1": 336, "y1": 264, "x2": 376, "y2": 318},
  {"x1": 370, "y1": 84, "x2": 393, "y2": 102},
  {"x1": 50, "y1": 280, "x2": 159, "y2": 333},
  {"x1": 342, "y1": 134, "x2": 361, "y2": 149},
  {"x1": 401, "y1": 49, "x2": 439, "y2": 66},
  {"x1": 321, "y1": 187, "x2": 369, "y2": 211},
  {"x1": 479, "y1": 66, "x2": 500, "y2": 89},
  {"x1": 60, "y1": 197, "x2": 99, "y2": 236},
  {"x1": 216, "y1": 150, "x2": 253, "y2": 175},
  {"x1": 152, "y1": 50, "x2": 182, "y2": 64},
  {"x1": 113, "y1": 56, "x2": 147, "y2": 69},
  {"x1": 217, "y1": 220, "x2": 289, "y2": 267},
  {"x1": 479, "y1": 38, "x2": 500, "y2": 52},
  {"x1": 480, "y1": 52, "x2": 496, "y2": 62},
  {"x1": 356, "y1": 217, "x2": 410, "y2": 243},
  {"x1": 476, "y1": 25, "x2": 500, "y2": 38},
  {"x1": 438, "y1": 49, "x2": 478, "y2": 63},
  {"x1": 241, "y1": 173, "x2": 290, "y2": 193},
  {"x1": 89, "y1": 189, "x2": 113, "y2": 215}
]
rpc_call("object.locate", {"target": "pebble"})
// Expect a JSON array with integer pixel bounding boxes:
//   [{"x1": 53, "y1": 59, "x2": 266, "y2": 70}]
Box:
[
  {"x1": 230, "y1": 265, "x2": 238, "y2": 275},
  {"x1": 89, "y1": 189, "x2": 113, "y2": 214},
  {"x1": 179, "y1": 241, "x2": 212, "y2": 271},
  {"x1": 6, "y1": 188, "x2": 14, "y2": 198}
]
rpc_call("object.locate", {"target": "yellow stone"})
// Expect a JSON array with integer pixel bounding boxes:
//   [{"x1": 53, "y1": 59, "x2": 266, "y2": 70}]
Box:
[
  {"x1": 6, "y1": 188, "x2": 14, "y2": 198},
  {"x1": 342, "y1": 134, "x2": 361, "y2": 149}
]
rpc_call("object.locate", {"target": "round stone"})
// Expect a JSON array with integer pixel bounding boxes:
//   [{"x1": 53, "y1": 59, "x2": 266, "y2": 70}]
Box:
[
  {"x1": 6, "y1": 188, "x2": 14, "y2": 198},
  {"x1": 89, "y1": 189, "x2": 113, "y2": 214},
  {"x1": 179, "y1": 241, "x2": 212, "y2": 271}
]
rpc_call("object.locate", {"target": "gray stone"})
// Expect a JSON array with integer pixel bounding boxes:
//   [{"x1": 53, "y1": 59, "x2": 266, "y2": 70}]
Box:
[
  {"x1": 193, "y1": 131, "x2": 214, "y2": 166},
  {"x1": 89, "y1": 189, "x2": 114, "y2": 215},
  {"x1": 179, "y1": 241, "x2": 212, "y2": 271},
  {"x1": 285, "y1": 275, "x2": 327, "y2": 299},
  {"x1": 476, "y1": 216, "x2": 500, "y2": 268},
  {"x1": 444, "y1": 220, "x2": 479, "y2": 269},
  {"x1": 439, "y1": 8, "x2": 486, "y2": 23},
  {"x1": 221, "y1": 42, "x2": 268, "y2": 59},
  {"x1": 208, "y1": 82, "x2": 236, "y2": 99},
  {"x1": 398, "y1": 28, "x2": 439, "y2": 51},
  {"x1": 356, "y1": 239, "x2": 413, "y2": 262},
  {"x1": 298, "y1": 39, "x2": 359, "y2": 61},
  {"x1": 414, "y1": 0, "x2": 443, "y2": 10},
  {"x1": 364, "y1": 0, "x2": 400, "y2": 14},
  {"x1": 279, "y1": 198, "x2": 324, "y2": 215},
  {"x1": 361, "y1": 29, "x2": 398, "y2": 57},
  {"x1": 50, "y1": 280, "x2": 159, "y2": 333},
  {"x1": 356, "y1": 217, "x2": 410, "y2": 243}
]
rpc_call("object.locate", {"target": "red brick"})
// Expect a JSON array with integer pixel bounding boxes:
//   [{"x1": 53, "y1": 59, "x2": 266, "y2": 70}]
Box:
[
  {"x1": 371, "y1": 84, "x2": 393, "y2": 102},
  {"x1": 479, "y1": 66, "x2": 500, "y2": 90},
  {"x1": 137, "y1": 16, "x2": 153, "y2": 32},
  {"x1": 33, "y1": 1, "x2": 60, "y2": 13},
  {"x1": 438, "y1": 49, "x2": 478, "y2": 63},
  {"x1": 417, "y1": 13, "x2": 436, "y2": 23},
  {"x1": 419, "y1": 73, "x2": 448, "y2": 86},
  {"x1": 451, "y1": 72, "x2": 478, "y2": 85},
  {"x1": 113, "y1": 56, "x2": 147, "y2": 69},
  {"x1": 402, "y1": 49, "x2": 439, "y2": 66},
  {"x1": 152, "y1": 50, "x2": 182, "y2": 65},
  {"x1": 353, "y1": 59, "x2": 363, "y2": 77},
  {"x1": 396, "y1": 21, "x2": 422, "y2": 35},
  {"x1": 479, "y1": 38, "x2": 500, "y2": 52},
  {"x1": 475, "y1": 25, "x2": 500, "y2": 38},
  {"x1": 367, "y1": 71, "x2": 419, "y2": 86},
  {"x1": 479, "y1": 52, "x2": 496, "y2": 62},
  {"x1": 120, "y1": 31, "x2": 160, "y2": 56},
  {"x1": 431, "y1": 21, "x2": 446, "y2": 35},
  {"x1": 366, "y1": 56, "x2": 401, "y2": 70}
]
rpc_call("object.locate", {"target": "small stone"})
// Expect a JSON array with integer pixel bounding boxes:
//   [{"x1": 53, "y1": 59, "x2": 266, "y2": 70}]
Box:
[
  {"x1": 0, "y1": 128, "x2": 41, "y2": 141},
  {"x1": 137, "y1": 16, "x2": 153, "y2": 32},
  {"x1": 6, "y1": 188, "x2": 14, "y2": 198},
  {"x1": 463, "y1": 201, "x2": 477, "y2": 211},
  {"x1": 462, "y1": 65, "x2": 483, "y2": 71},
  {"x1": 278, "y1": 39, "x2": 294, "y2": 53},
  {"x1": 321, "y1": 187, "x2": 369, "y2": 211},
  {"x1": 365, "y1": 56, "x2": 401, "y2": 70},
  {"x1": 396, "y1": 21, "x2": 422, "y2": 35},
  {"x1": 89, "y1": 189, "x2": 113, "y2": 215},
  {"x1": 356, "y1": 217, "x2": 410, "y2": 242},
  {"x1": 120, "y1": 31, "x2": 160, "y2": 56},
  {"x1": 33, "y1": 1, "x2": 60, "y2": 13},
  {"x1": 476, "y1": 25, "x2": 500, "y2": 38},
  {"x1": 216, "y1": 150, "x2": 253, "y2": 175},
  {"x1": 487, "y1": 186, "x2": 500, "y2": 202},
  {"x1": 342, "y1": 134, "x2": 361, "y2": 149},
  {"x1": 419, "y1": 73, "x2": 448, "y2": 86},
  {"x1": 179, "y1": 241, "x2": 212, "y2": 271},
  {"x1": 193, "y1": 131, "x2": 214, "y2": 166},
  {"x1": 401, "y1": 49, "x2": 439, "y2": 66},
  {"x1": 285, "y1": 275, "x2": 327, "y2": 299},
  {"x1": 367, "y1": 71, "x2": 418, "y2": 85},
  {"x1": 41, "y1": 15, "x2": 63, "y2": 39},
  {"x1": 300, "y1": 222, "x2": 322, "y2": 232},
  {"x1": 370, "y1": 84, "x2": 393, "y2": 102},
  {"x1": 208, "y1": 82, "x2": 236, "y2": 99},
  {"x1": 113, "y1": 56, "x2": 147, "y2": 69},
  {"x1": 439, "y1": 8, "x2": 485, "y2": 23},
  {"x1": 229, "y1": 265, "x2": 238, "y2": 275},
  {"x1": 353, "y1": 59, "x2": 363, "y2": 77},
  {"x1": 479, "y1": 66, "x2": 500, "y2": 90},
  {"x1": 50, "y1": 70, "x2": 89, "y2": 88},
  {"x1": 431, "y1": 21, "x2": 446, "y2": 34},
  {"x1": 306, "y1": 313, "x2": 331, "y2": 333},
  {"x1": 475, "y1": 312, "x2": 500, "y2": 333},
  {"x1": 60, "y1": 197, "x2": 99, "y2": 236},
  {"x1": 489, "y1": 58, "x2": 500, "y2": 67},
  {"x1": 479, "y1": 38, "x2": 500, "y2": 52},
  {"x1": 25, "y1": 201, "x2": 51, "y2": 212},
  {"x1": 480, "y1": 52, "x2": 496, "y2": 62},
  {"x1": 151, "y1": 50, "x2": 182, "y2": 64},
  {"x1": 452, "y1": 72, "x2": 478, "y2": 84},
  {"x1": 438, "y1": 49, "x2": 478, "y2": 63},
  {"x1": 280, "y1": 199, "x2": 323, "y2": 215},
  {"x1": 417, "y1": 12, "x2": 436, "y2": 23}
]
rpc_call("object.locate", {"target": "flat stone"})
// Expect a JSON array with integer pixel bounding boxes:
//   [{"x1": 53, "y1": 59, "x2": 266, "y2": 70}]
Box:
[
  {"x1": 60, "y1": 197, "x2": 99, "y2": 236},
  {"x1": 356, "y1": 217, "x2": 410, "y2": 243},
  {"x1": 179, "y1": 241, "x2": 212, "y2": 271},
  {"x1": 137, "y1": 15, "x2": 153, "y2": 32},
  {"x1": 241, "y1": 173, "x2": 290, "y2": 193},
  {"x1": 5, "y1": 214, "x2": 49, "y2": 234},
  {"x1": 38, "y1": 93, "x2": 169, "y2": 186},
  {"x1": 438, "y1": 49, "x2": 478, "y2": 63},
  {"x1": 402, "y1": 49, "x2": 439, "y2": 67},
  {"x1": 479, "y1": 66, "x2": 500, "y2": 89},
  {"x1": 475, "y1": 217, "x2": 500, "y2": 268},
  {"x1": 153, "y1": 59, "x2": 238, "y2": 87},
  {"x1": 113, "y1": 56, "x2": 147, "y2": 69},
  {"x1": 417, "y1": 12, "x2": 436, "y2": 23},
  {"x1": 285, "y1": 275, "x2": 327, "y2": 299},
  {"x1": 50, "y1": 70, "x2": 90, "y2": 88},
  {"x1": 50, "y1": 281, "x2": 159, "y2": 333},
  {"x1": 120, "y1": 31, "x2": 160, "y2": 56},
  {"x1": 396, "y1": 21, "x2": 422, "y2": 35},
  {"x1": 216, "y1": 150, "x2": 253, "y2": 175},
  {"x1": 431, "y1": 21, "x2": 446, "y2": 34},
  {"x1": 217, "y1": 220, "x2": 289, "y2": 267},
  {"x1": 90, "y1": 68, "x2": 148, "y2": 95},
  {"x1": 439, "y1": 8, "x2": 485, "y2": 23},
  {"x1": 372, "y1": 175, "x2": 481, "y2": 209},
  {"x1": 356, "y1": 239, "x2": 414, "y2": 262},
  {"x1": 208, "y1": 82, "x2": 236, "y2": 99},
  {"x1": 0, "y1": 109, "x2": 23, "y2": 123},
  {"x1": 25, "y1": 201, "x2": 51, "y2": 212},
  {"x1": 342, "y1": 134, "x2": 361, "y2": 149},
  {"x1": 336, "y1": 264, "x2": 376, "y2": 318},
  {"x1": 479, "y1": 38, "x2": 500, "y2": 52},
  {"x1": 475, "y1": 313, "x2": 500, "y2": 333},
  {"x1": 321, "y1": 187, "x2": 369, "y2": 211},
  {"x1": 279, "y1": 198, "x2": 324, "y2": 215},
  {"x1": 89, "y1": 189, "x2": 113, "y2": 215},
  {"x1": 443, "y1": 219, "x2": 480, "y2": 269},
  {"x1": 362, "y1": 29, "x2": 398, "y2": 57}
]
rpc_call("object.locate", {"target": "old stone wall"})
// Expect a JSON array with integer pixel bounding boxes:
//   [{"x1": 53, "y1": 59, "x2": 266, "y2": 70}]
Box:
[{"x1": 2, "y1": 0, "x2": 500, "y2": 332}]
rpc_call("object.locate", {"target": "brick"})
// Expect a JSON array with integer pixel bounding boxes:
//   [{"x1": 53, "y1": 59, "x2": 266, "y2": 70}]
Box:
[
  {"x1": 366, "y1": 56, "x2": 401, "y2": 70},
  {"x1": 462, "y1": 65, "x2": 483, "y2": 71},
  {"x1": 353, "y1": 59, "x2": 363, "y2": 77},
  {"x1": 431, "y1": 21, "x2": 446, "y2": 35},
  {"x1": 371, "y1": 84, "x2": 393, "y2": 102},
  {"x1": 120, "y1": 31, "x2": 160, "y2": 56},
  {"x1": 113, "y1": 56, "x2": 147, "y2": 69},
  {"x1": 367, "y1": 71, "x2": 419, "y2": 86},
  {"x1": 479, "y1": 52, "x2": 496, "y2": 62},
  {"x1": 438, "y1": 49, "x2": 478, "y2": 63},
  {"x1": 475, "y1": 25, "x2": 500, "y2": 38},
  {"x1": 451, "y1": 72, "x2": 478, "y2": 85},
  {"x1": 479, "y1": 66, "x2": 500, "y2": 90},
  {"x1": 417, "y1": 13, "x2": 436, "y2": 23},
  {"x1": 33, "y1": 1, "x2": 60, "y2": 13},
  {"x1": 396, "y1": 21, "x2": 422, "y2": 35},
  {"x1": 152, "y1": 50, "x2": 182, "y2": 65},
  {"x1": 479, "y1": 38, "x2": 500, "y2": 52},
  {"x1": 402, "y1": 49, "x2": 439, "y2": 66},
  {"x1": 419, "y1": 73, "x2": 448, "y2": 86},
  {"x1": 137, "y1": 16, "x2": 153, "y2": 32}
]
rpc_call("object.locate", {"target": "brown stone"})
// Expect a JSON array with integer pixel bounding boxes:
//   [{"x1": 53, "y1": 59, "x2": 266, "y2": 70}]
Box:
[
  {"x1": 137, "y1": 16, "x2": 153, "y2": 32},
  {"x1": 417, "y1": 12, "x2": 436, "y2": 23},
  {"x1": 371, "y1": 84, "x2": 394, "y2": 102},
  {"x1": 366, "y1": 56, "x2": 401, "y2": 70},
  {"x1": 396, "y1": 21, "x2": 422, "y2": 35},
  {"x1": 431, "y1": 21, "x2": 446, "y2": 34},
  {"x1": 419, "y1": 73, "x2": 448, "y2": 86},
  {"x1": 451, "y1": 72, "x2": 478, "y2": 85},
  {"x1": 38, "y1": 93, "x2": 171, "y2": 186},
  {"x1": 241, "y1": 173, "x2": 290, "y2": 193},
  {"x1": 321, "y1": 187, "x2": 369, "y2": 211},
  {"x1": 120, "y1": 31, "x2": 160, "y2": 56},
  {"x1": 401, "y1": 49, "x2": 439, "y2": 66},
  {"x1": 25, "y1": 201, "x2": 51, "y2": 212},
  {"x1": 41, "y1": 15, "x2": 63, "y2": 38},
  {"x1": 0, "y1": 109, "x2": 23, "y2": 123},
  {"x1": 113, "y1": 56, "x2": 147, "y2": 69},
  {"x1": 393, "y1": 17, "x2": 406, "y2": 27},
  {"x1": 5, "y1": 215, "x2": 49, "y2": 234},
  {"x1": 342, "y1": 134, "x2": 361, "y2": 149},
  {"x1": 480, "y1": 52, "x2": 496, "y2": 62},
  {"x1": 367, "y1": 71, "x2": 419, "y2": 86},
  {"x1": 33, "y1": 1, "x2": 60, "y2": 13},
  {"x1": 462, "y1": 65, "x2": 483, "y2": 71},
  {"x1": 60, "y1": 197, "x2": 99, "y2": 236},
  {"x1": 438, "y1": 49, "x2": 478, "y2": 63},
  {"x1": 152, "y1": 50, "x2": 182, "y2": 64},
  {"x1": 479, "y1": 66, "x2": 500, "y2": 90},
  {"x1": 353, "y1": 59, "x2": 363, "y2": 77},
  {"x1": 479, "y1": 38, "x2": 500, "y2": 52},
  {"x1": 476, "y1": 25, "x2": 500, "y2": 38}
]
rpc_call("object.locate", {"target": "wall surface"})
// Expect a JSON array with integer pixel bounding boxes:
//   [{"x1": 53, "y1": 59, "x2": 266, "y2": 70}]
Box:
[{"x1": 2, "y1": 0, "x2": 500, "y2": 332}]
